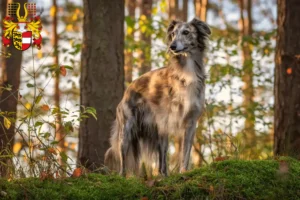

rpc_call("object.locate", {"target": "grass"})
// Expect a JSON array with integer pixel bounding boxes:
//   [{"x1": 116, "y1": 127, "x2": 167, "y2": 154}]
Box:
[{"x1": 0, "y1": 157, "x2": 299, "y2": 200}]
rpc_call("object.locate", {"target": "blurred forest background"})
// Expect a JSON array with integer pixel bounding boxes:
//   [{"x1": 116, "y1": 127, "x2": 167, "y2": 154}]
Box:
[{"x1": 0, "y1": 0, "x2": 298, "y2": 178}]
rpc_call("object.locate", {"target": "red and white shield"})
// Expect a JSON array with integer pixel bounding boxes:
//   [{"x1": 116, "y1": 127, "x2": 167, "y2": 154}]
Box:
[
  {"x1": 12, "y1": 30, "x2": 32, "y2": 51},
  {"x1": 21, "y1": 31, "x2": 32, "y2": 51}
]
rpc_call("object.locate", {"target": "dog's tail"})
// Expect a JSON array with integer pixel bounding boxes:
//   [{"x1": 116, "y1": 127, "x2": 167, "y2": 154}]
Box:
[
  {"x1": 104, "y1": 105, "x2": 123, "y2": 172},
  {"x1": 104, "y1": 105, "x2": 141, "y2": 173}
]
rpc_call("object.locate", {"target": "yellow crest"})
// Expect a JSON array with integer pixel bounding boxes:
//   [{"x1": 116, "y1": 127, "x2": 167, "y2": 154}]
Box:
[
  {"x1": 2, "y1": 2, "x2": 43, "y2": 50},
  {"x1": 15, "y1": 2, "x2": 29, "y2": 22}
]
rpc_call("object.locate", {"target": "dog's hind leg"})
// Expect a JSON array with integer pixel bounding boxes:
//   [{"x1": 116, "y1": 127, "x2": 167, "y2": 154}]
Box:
[
  {"x1": 120, "y1": 117, "x2": 134, "y2": 176},
  {"x1": 158, "y1": 135, "x2": 168, "y2": 176}
]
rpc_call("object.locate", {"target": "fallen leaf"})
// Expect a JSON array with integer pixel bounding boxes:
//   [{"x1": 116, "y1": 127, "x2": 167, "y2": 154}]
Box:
[
  {"x1": 141, "y1": 197, "x2": 148, "y2": 200},
  {"x1": 279, "y1": 160, "x2": 289, "y2": 174},
  {"x1": 72, "y1": 168, "x2": 82, "y2": 178},
  {"x1": 209, "y1": 185, "x2": 214, "y2": 192},
  {"x1": 41, "y1": 104, "x2": 50, "y2": 111},
  {"x1": 287, "y1": 68, "x2": 292, "y2": 75},
  {"x1": 60, "y1": 66, "x2": 67, "y2": 76},
  {"x1": 40, "y1": 171, "x2": 47, "y2": 180},
  {"x1": 40, "y1": 171, "x2": 53, "y2": 180},
  {"x1": 215, "y1": 156, "x2": 229, "y2": 162},
  {"x1": 145, "y1": 179, "x2": 156, "y2": 187}
]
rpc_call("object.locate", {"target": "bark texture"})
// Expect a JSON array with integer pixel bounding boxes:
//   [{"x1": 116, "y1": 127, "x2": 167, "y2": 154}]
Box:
[
  {"x1": 168, "y1": 0, "x2": 179, "y2": 20},
  {"x1": 274, "y1": 0, "x2": 300, "y2": 158},
  {"x1": 182, "y1": 0, "x2": 188, "y2": 21},
  {"x1": 78, "y1": 0, "x2": 124, "y2": 170}
]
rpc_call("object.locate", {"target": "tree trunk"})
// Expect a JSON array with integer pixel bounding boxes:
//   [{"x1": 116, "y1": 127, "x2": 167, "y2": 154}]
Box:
[
  {"x1": 274, "y1": 0, "x2": 300, "y2": 158},
  {"x1": 238, "y1": 0, "x2": 255, "y2": 156},
  {"x1": 168, "y1": 0, "x2": 179, "y2": 20},
  {"x1": 78, "y1": 0, "x2": 124, "y2": 170},
  {"x1": 192, "y1": 0, "x2": 209, "y2": 167},
  {"x1": 52, "y1": 0, "x2": 65, "y2": 165},
  {"x1": 0, "y1": 0, "x2": 25, "y2": 177},
  {"x1": 194, "y1": 0, "x2": 208, "y2": 21},
  {"x1": 182, "y1": 0, "x2": 188, "y2": 21},
  {"x1": 124, "y1": 0, "x2": 136, "y2": 85},
  {"x1": 138, "y1": 0, "x2": 152, "y2": 76}
]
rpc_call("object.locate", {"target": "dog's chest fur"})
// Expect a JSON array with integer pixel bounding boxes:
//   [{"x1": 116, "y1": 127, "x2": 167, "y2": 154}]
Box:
[{"x1": 124, "y1": 55, "x2": 205, "y2": 136}]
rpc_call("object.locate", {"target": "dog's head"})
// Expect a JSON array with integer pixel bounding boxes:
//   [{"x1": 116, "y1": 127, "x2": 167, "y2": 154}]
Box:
[{"x1": 167, "y1": 18, "x2": 211, "y2": 54}]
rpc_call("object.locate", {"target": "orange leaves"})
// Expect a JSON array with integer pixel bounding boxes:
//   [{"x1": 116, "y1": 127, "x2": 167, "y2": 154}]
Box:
[
  {"x1": 41, "y1": 104, "x2": 50, "y2": 111},
  {"x1": 209, "y1": 185, "x2": 214, "y2": 192},
  {"x1": 56, "y1": 65, "x2": 73, "y2": 77},
  {"x1": 60, "y1": 66, "x2": 67, "y2": 76},
  {"x1": 47, "y1": 147, "x2": 57, "y2": 155},
  {"x1": 72, "y1": 168, "x2": 83, "y2": 178},
  {"x1": 215, "y1": 156, "x2": 229, "y2": 162},
  {"x1": 40, "y1": 171, "x2": 53, "y2": 180},
  {"x1": 287, "y1": 67, "x2": 292, "y2": 75},
  {"x1": 13, "y1": 142, "x2": 22, "y2": 154}
]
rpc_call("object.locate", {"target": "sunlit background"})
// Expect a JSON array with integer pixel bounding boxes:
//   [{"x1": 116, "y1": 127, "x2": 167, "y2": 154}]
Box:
[{"x1": 1, "y1": 0, "x2": 277, "y2": 176}]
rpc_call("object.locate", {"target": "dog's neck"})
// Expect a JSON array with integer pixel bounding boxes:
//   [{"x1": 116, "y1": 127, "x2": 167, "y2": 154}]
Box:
[{"x1": 169, "y1": 50, "x2": 206, "y2": 86}]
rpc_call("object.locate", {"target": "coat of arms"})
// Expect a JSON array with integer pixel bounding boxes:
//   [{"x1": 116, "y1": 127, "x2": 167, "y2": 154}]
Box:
[{"x1": 2, "y1": 2, "x2": 42, "y2": 51}]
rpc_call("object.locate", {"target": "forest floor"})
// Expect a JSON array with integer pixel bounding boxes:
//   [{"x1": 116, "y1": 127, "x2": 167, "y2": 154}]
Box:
[{"x1": 0, "y1": 157, "x2": 300, "y2": 200}]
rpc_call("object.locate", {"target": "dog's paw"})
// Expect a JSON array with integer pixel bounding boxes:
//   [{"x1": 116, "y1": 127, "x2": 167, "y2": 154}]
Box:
[{"x1": 179, "y1": 168, "x2": 187, "y2": 173}]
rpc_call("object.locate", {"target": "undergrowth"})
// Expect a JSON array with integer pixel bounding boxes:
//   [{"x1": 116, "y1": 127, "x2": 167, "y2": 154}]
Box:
[{"x1": 0, "y1": 157, "x2": 299, "y2": 200}]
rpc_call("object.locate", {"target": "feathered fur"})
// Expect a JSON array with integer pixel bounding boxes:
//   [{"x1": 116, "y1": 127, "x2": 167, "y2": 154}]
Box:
[{"x1": 105, "y1": 18, "x2": 211, "y2": 176}]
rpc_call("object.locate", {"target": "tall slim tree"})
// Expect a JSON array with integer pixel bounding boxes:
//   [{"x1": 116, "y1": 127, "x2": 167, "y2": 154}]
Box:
[
  {"x1": 138, "y1": 0, "x2": 152, "y2": 75},
  {"x1": 169, "y1": 0, "x2": 188, "y2": 21},
  {"x1": 192, "y1": 0, "x2": 209, "y2": 166},
  {"x1": 52, "y1": 0, "x2": 65, "y2": 162},
  {"x1": 182, "y1": 0, "x2": 188, "y2": 21},
  {"x1": 168, "y1": 0, "x2": 179, "y2": 20},
  {"x1": 78, "y1": 0, "x2": 124, "y2": 170},
  {"x1": 0, "y1": 0, "x2": 26, "y2": 177},
  {"x1": 238, "y1": 0, "x2": 255, "y2": 156},
  {"x1": 194, "y1": 0, "x2": 208, "y2": 21},
  {"x1": 124, "y1": 0, "x2": 136, "y2": 85},
  {"x1": 274, "y1": 0, "x2": 300, "y2": 157}
]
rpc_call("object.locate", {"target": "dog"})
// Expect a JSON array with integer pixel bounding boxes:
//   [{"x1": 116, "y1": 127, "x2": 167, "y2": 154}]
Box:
[{"x1": 104, "y1": 18, "x2": 211, "y2": 176}]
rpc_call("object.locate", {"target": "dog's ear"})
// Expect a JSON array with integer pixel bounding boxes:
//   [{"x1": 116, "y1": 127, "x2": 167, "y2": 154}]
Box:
[
  {"x1": 167, "y1": 20, "x2": 179, "y2": 43},
  {"x1": 190, "y1": 18, "x2": 211, "y2": 36}
]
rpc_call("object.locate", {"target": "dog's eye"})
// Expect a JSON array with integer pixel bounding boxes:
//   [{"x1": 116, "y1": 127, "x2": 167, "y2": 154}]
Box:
[{"x1": 182, "y1": 30, "x2": 190, "y2": 35}]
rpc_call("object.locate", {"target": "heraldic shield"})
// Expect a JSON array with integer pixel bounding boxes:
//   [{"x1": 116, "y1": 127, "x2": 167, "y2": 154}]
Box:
[{"x1": 13, "y1": 30, "x2": 32, "y2": 51}]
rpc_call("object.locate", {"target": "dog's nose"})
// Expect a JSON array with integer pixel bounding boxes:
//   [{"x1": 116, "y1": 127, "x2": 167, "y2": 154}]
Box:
[{"x1": 170, "y1": 43, "x2": 177, "y2": 50}]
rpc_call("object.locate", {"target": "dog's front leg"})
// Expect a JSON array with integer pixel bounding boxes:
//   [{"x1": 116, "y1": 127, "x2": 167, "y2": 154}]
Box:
[
  {"x1": 158, "y1": 135, "x2": 168, "y2": 176},
  {"x1": 180, "y1": 120, "x2": 197, "y2": 173}
]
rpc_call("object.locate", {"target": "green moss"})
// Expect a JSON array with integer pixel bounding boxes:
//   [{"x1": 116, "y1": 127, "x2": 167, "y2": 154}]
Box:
[{"x1": 1, "y1": 158, "x2": 300, "y2": 200}]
